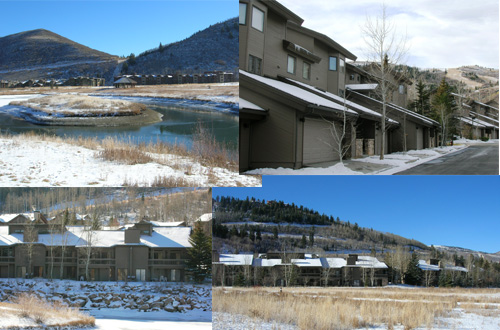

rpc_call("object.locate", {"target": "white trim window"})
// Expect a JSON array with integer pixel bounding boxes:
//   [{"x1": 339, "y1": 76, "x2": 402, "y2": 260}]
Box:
[
  {"x1": 303, "y1": 62, "x2": 311, "y2": 80},
  {"x1": 248, "y1": 55, "x2": 262, "y2": 75},
  {"x1": 329, "y1": 56, "x2": 337, "y2": 71},
  {"x1": 339, "y1": 58, "x2": 345, "y2": 74},
  {"x1": 399, "y1": 84, "x2": 404, "y2": 94},
  {"x1": 252, "y1": 6, "x2": 264, "y2": 32},
  {"x1": 239, "y1": 3, "x2": 247, "y2": 25},
  {"x1": 287, "y1": 55, "x2": 296, "y2": 74}
]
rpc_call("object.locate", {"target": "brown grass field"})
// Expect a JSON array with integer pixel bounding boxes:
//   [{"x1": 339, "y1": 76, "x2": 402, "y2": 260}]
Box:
[
  {"x1": 10, "y1": 94, "x2": 146, "y2": 116},
  {"x1": 0, "y1": 83, "x2": 238, "y2": 103},
  {"x1": 0, "y1": 293, "x2": 95, "y2": 328},
  {"x1": 213, "y1": 287, "x2": 500, "y2": 330}
]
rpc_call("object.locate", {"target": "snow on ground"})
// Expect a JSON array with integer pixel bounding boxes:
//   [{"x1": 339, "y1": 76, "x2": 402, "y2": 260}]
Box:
[
  {"x1": 246, "y1": 162, "x2": 363, "y2": 175},
  {"x1": 214, "y1": 306, "x2": 500, "y2": 330},
  {"x1": 213, "y1": 312, "x2": 296, "y2": 330},
  {"x1": 246, "y1": 144, "x2": 471, "y2": 176},
  {"x1": 94, "y1": 318, "x2": 211, "y2": 330},
  {"x1": 0, "y1": 135, "x2": 260, "y2": 187}
]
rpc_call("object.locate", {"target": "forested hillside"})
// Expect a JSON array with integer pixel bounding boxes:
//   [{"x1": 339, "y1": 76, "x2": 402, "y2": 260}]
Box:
[
  {"x1": 122, "y1": 17, "x2": 238, "y2": 76},
  {"x1": 213, "y1": 196, "x2": 428, "y2": 254}
]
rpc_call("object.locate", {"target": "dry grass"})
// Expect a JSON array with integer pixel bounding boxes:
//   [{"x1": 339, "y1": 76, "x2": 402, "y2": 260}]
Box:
[
  {"x1": 8, "y1": 293, "x2": 95, "y2": 328},
  {"x1": 0, "y1": 83, "x2": 238, "y2": 103},
  {"x1": 10, "y1": 94, "x2": 146, "y2": 116},
  {"x1": 213, "y1": 287, "x2": 500, "y2": 330},
  {"x1": 0, "y1": 129, "x2": 237, "y2": 173}
]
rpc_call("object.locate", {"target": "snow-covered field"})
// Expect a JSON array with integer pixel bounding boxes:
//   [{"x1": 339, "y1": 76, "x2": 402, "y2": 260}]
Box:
[
  {"x1": 245, "y1": 143, "x2": 495, "y2": 175},
  {"x1": 0, "y1": 134, "x2": 259, "y2": 187}
]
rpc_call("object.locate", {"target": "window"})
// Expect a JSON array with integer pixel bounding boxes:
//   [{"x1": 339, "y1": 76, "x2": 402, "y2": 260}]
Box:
[
  {"x1": 287, "y1": 55, "x2": 296, "y2": 74},
  {"x1": 399, "y1": 84, "x2": 404, "y2": 94},
  {"x1": 340, "y1": 58, "x2": 345, "y2": 73},
  {"x1": 248, "y1": 55, "x2": 262, "y2": 74},
  {"x1": 303, "y1": 62, "x2": 311, "y2": 80},
  {"x1": 339, "y1": 89, "x2": 345, "y2": 98},
  {"x1": 350, "y1": 74, "x2": 355, "y2": 81},
  {"x1": 251, "y1": 6, "x2": 264, "y2": 32},
  {"x1": 239, "y1": 3, "x2": 247, "y2": 25},
  {"x1": 329, "y1": 56, "x2": 337, "y2": 71},
  {"x1": 136, "y1": 269, "x2": 146, "y2": 281}
]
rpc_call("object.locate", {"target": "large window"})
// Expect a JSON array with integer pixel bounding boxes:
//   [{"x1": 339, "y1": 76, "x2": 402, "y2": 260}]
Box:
[
  {"x1": 339, "y1": 58, "x2": 345, "y2": 73},
  {"x1": 239, "y1": 3, "x2": 247, "y2": 25},
  {"x1": 329, "y1": 56, "x2": 337, "y2": 71},
  {"x1": 399, "y1": 84, "x2": 404, "y2": 94},
  {"x1": 248, "y1": 54, "x2": 262, "y2": 75},
  {"x1": 303, "y1": 62, "x2": 311, "y2": 80},
  {"x1": 252, "y1": 6, "x2": 264, "y2": 32},
  {"x1": 287, "y1": 55, "x2": 296, "y2": 74}
]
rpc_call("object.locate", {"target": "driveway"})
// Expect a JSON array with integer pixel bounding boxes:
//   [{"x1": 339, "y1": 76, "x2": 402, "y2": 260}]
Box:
[{"x1": 394, "y1": 143, "x2": 499, "y2": 175}]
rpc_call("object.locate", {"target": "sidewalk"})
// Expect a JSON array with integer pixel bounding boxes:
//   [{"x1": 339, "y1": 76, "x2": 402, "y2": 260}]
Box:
[{"x1": 245, "y1": 139, "x2": 498, "y2": 175}]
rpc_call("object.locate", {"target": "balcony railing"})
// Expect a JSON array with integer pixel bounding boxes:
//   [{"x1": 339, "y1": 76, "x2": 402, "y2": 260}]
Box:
[
  {"x1": 0, "y1": 257, "x2": 14, "y2": 263},
  {"x1": 148, "y1": 259, "x2": 184, "y2": 266},
  {"x1": 78, "y1": 258, "x2": 115, "y2": 265}
]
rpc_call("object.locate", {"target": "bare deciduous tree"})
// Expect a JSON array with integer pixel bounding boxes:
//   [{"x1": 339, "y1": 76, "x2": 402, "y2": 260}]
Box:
[{"x1": 361, "y1": 3, "x2": 410, "y2": 159}]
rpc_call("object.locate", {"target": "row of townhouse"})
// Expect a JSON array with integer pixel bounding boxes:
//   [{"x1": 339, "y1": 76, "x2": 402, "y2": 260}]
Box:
[
  {"x1": 113, "y1": 71, "x2": 234, "y2": 87},
  {"x1": 0, "y1": 77, "x2": 106, "y2": 88},
  {"x1": 452, "y1": 93, "x2": 499, "y2": 140},
  {"x1": 418, "y1": 258, "x2": 468, "y2": 286},
  {"x1": 0, "y1": 214, "x2": 192, "y2": 282},
  {"x1": 213, "y1": 252, "x2": 389, "y2": 287},
  {"x1": 239, "y1": 0, "x2": 442, "y2": 171}
]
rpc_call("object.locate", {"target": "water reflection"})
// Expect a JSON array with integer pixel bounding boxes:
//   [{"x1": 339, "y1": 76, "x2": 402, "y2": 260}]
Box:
[{"x1": 0, "y1": 100, "x2": 238, "y2": 150}]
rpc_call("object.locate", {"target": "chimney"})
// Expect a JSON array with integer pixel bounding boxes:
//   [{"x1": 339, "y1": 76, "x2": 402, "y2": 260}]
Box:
[
  {"x1": 347, "y1": 254, "x2": 358, "y2": 266},
  {"x1": 124, "y1": 228, "x2": 140, "y2": 244},
  {"x1": 34, "y1": 211, "x2": 40, "y2": 222}
]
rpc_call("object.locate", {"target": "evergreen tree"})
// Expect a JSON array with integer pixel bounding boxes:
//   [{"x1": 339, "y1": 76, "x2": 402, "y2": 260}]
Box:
[
  {"x1": 404, "y1": 253, "x2": 423, "y2": 285},
  {"x1": 186, "y1": 222, "x2": 212, "y2": 283},
  {"x1": 411, "y1": 81, "x2": 431, "y2": 116},
  {"x1": 273, "y1": 226, "x2": 278, "y2": 239},
  {"x1": 309, "y1": 227, "x2": 315, "y2": 247},
  {"x1": 300, "y1": 234, "x2": 307, "y2": 249},
  {"x1": 431, "y1": 78, "x2": 456, "y2": 145}
]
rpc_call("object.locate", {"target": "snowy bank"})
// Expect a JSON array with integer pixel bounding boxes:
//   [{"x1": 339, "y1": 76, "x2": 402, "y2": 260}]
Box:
[{"x1": 0, "y1": 134, "x2": 261, "y2": 187}]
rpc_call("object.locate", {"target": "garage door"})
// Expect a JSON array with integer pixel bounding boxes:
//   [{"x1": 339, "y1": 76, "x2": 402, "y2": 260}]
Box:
[
  {"x1": 416, "y1": 127, "x2": 424, "y2": 150},
  {"x1": 303, "y1": 118, "x2": 340, "y2": 165}
]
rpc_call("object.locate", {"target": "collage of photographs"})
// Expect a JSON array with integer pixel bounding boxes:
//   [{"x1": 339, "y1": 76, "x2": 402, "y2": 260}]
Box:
[{"x1": 0, "y1": 0, "x2": 498, "y2": 329}]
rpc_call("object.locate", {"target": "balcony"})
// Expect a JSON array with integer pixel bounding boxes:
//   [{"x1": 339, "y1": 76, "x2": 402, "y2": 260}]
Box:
[
  {"x1": 148, "y1": 259, "x2": 184, "y2": 266},
  {"x1": 0, "y1": 257, "x2": 14, "y2": 263}
]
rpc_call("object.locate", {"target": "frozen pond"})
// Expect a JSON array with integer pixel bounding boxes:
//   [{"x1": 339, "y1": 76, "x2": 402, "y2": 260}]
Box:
[{"x1": 0, "y1": 94, "x2": 238, "y2": 150}]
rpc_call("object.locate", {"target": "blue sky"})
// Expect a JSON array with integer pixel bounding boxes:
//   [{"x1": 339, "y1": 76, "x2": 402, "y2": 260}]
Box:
[
  {"x1": 0, "y1": 0, "x2": 237, "y2": 57},
  {"x1": 214, "y1": 176, "x2": 500, "y2": 253}
]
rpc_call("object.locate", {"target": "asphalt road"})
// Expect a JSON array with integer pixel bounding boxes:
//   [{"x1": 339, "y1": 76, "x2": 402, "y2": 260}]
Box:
[{"x1": 395, "y1": 144, "x2": 499, "y2": 175}]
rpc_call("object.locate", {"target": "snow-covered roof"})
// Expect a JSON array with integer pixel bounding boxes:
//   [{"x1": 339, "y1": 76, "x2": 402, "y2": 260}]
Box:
[
  {"x1": 348, "y1": 90, "x2": 439, "y2": 126},
  {"x1": 253, "y1": 258, "x2": 283, "y2": 267},
  {"x1": 197, "y1": 213, "x2": 212, "y2": 223},
  {"x1": 356, "y1": 256, "x2": 388, "y2": 269},
  {"x1": 239, "y1": 98, "x2": 265, "y2": 111},
  {"x1": 470, "y1": 111, "x2": 499, "y2": 124},
  {"x1": 218, "y1": 254, "x2": 254, "y2": 266},
  {"x1": 291, "y1": 258, "x2": 323, "y2": 267},
  {"x1": 460, "y1": 117, "x2": 488, "y2": 128},
  {"x1": 284, "y1": 78, "x2": 397, "y2": 124},
  {"x1": 0, "y1": 213, "x2": 30, "y2": 223},
  {"x1": 240, "y1": 70, "x2": 357, "y2": 115},
  {"x1": 0, "y1": 226, "x2": 191, "y2": 248},
  {"x1": 150, "y1": 221, "x2": 185, "y2": 227},
  {"x1": 114, "y1": 77, "x2": 137, "y2": 84},
  {"x1": 444, "y1": 264, "x2": 468, "y2": 272},
  {"x1": 321, "y1": 258, "x2": 346, "y2": 268},
  {"x1": 418, "y1": 260, "x2": 440, "y2": 271},
  {"x1": 346, "y1": 83, "x2": 378, "y2": 91},
  {"x1": 473, "y1": 100, "x2": 499, "y2": 111}
]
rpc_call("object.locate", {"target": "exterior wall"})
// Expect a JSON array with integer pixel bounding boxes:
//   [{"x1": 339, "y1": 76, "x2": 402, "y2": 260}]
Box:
[
  {"x1": 240, "y1": 82, "x2": 300, "y2": 169},
  {"x1": 115, "y1": 246, "x2": 149, "y2": 281}
]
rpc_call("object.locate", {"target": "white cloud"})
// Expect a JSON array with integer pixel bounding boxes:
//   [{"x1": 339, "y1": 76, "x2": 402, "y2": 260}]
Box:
[{"x1": 278, "y1": 0, "x2": 499, "y2": 69}]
